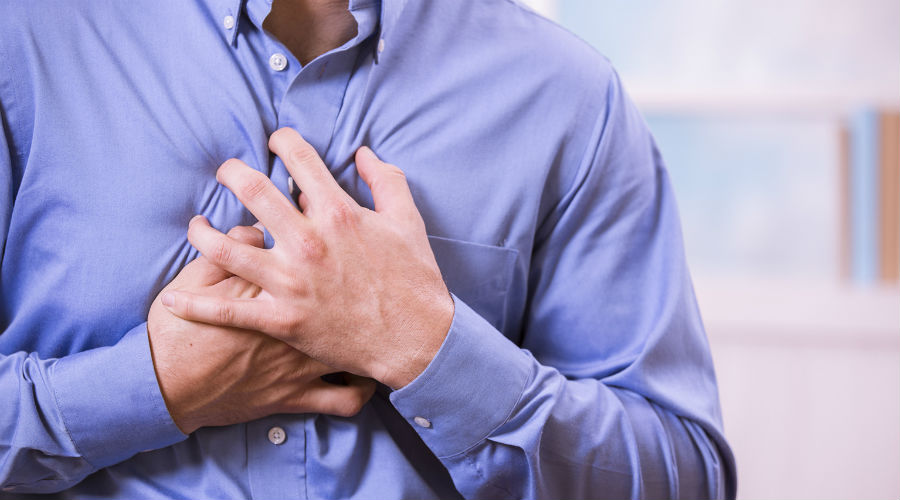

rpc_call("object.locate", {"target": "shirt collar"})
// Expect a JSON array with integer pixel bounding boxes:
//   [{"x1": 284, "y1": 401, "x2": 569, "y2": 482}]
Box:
[{"x1": 204, "y1": 0, "x2": 406, "y2": 49}]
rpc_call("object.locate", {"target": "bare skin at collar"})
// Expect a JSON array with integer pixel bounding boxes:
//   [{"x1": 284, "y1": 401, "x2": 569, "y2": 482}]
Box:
[{"x1": 263, "y1": 0, "x2": 359, "y2": 66}]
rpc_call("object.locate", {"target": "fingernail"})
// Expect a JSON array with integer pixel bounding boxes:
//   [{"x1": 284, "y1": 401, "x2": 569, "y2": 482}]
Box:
[
  {"x1": 190, "y1": 215, "x2": 206, "y2": 225},
  {"x1": 161, "y1": 292, "x2": 175, "y2": 307}
]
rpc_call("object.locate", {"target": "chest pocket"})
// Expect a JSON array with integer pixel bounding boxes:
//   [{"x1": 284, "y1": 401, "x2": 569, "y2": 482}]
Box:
[{"x1": 427, "y1": 235, "x2": 517, "y2": 334}]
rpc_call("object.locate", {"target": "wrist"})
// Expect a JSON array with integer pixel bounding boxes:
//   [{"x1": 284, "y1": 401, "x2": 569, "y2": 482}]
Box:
[
  {"x1": 380, "y1": 293, "x2": 454, "y2": 390},
  {"x1": 147, "y1": 312, "x2": 206, "y2": 434}
]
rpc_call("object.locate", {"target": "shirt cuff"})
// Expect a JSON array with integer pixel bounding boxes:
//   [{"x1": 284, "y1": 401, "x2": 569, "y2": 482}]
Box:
[
  {"x1": 49, "y1": 323, "x2": 187, "y2": 468},
  {"x1": 389, "y1": 294, "x2": 532, "y2": 458}
]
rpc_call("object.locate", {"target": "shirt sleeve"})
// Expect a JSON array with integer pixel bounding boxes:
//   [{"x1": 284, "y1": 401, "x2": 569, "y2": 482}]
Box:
[
  {"x1": 0, "y1": 324, "x2": 187, "y2": 494},
  {"x1": 0, "y1": 116, "x2": 186, "y2": 494},
  {"x1": 390, "y1": 71, "x2": 737, "y2": 500}
]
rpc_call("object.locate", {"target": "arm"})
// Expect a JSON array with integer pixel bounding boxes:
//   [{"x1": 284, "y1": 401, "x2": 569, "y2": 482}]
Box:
[
  {"x1": 0, "y1": 124, "x2": 183, "y2": 490},
  {"x1": 389, "y1": 74, "x2": 735, "y2": 499},
  {"x1": 1, "y1": 116, "x2": 178, "y2": 493},
  {"x1": 165, "y1": 99, "x2": 736, "y2": 498},
  {"x1": 0, "y1": 122, "x2": 181, "y2": 490},
  {"x1": 0, "y1": 327, "x2": 186, "y2": 493},
  {"x1": 0, "y1": 118, "x2": 373, "y2": 493}
]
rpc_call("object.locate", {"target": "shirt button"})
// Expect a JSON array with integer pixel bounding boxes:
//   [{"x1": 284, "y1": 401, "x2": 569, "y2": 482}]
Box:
[
  {"x1": 377, "y1": 38, "x2": 385, "y2": 54},
  {"x1": 269, "y1": 53, "x2": 288, "y2": 72},
  {"x1": 267, "y1": 426, "x2": 287, "y2": 445},
  {"x1": 413, "y1": 416, "x2": 431, "y2": 428},
  {"x1": 223, "y1": 15, "x2": 235, "y2": 30}
]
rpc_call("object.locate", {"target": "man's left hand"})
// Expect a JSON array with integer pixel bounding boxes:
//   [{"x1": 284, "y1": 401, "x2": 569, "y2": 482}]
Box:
[{"x1": 162, "y1": 128, "x2": 454, "y2": 389}]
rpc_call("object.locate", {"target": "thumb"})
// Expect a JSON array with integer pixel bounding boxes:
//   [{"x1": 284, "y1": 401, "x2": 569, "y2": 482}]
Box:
[{"x1": 355, "y1": 146, "x2": 418, "y2": 221}]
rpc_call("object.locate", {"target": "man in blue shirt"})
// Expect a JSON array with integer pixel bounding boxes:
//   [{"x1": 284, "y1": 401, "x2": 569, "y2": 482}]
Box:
[{"x1": 0, "y1": 0, "x2": 736, "y2": 498}]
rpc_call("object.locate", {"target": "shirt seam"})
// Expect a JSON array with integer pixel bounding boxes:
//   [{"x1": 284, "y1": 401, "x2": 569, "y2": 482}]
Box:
[
  {"x1": 47, "y1": 360, "x2": 100, "y2": 470},
  {"x1": 0, "y1": 358, "x2": 25, "y2": 480},
  {"x1": 303, "y1": 415, "x2": 310, "y2": 500},
  {"x1": 0, "y1": 22, "x2": 21, "y2": 166},
  {"x1": 0, "y1": 19, "x2": 33, "y2": 178},
  {"x1": 533, "y1": 74, "x2": 614, "y2": 246},
  {"x1": 501, "y1": 0, "x2": 611, "y2": 66}
]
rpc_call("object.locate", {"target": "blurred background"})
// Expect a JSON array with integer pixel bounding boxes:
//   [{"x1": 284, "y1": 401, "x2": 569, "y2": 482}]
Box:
[{"x1": 521, "y1": 1, "x2": 900, "y2": 498}]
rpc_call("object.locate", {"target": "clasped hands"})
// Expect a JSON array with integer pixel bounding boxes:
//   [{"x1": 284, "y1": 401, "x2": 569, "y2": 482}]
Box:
[{"x1": 147, "y1": 128, "x2": 454, "y2": 434}]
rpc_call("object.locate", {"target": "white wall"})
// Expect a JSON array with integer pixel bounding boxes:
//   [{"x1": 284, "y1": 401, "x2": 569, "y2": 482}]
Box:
[
  {"x1": 558, "y1": 0, "x2": 900, "y2": 112},
  {"x1": 698, "y1": 278, "x2": 900, "y2": 499}
]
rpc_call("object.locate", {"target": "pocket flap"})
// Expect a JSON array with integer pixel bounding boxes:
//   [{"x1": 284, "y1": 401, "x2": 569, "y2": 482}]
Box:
[{"x1": 427, "y1": 235, "x2": 517, "y2": 332}]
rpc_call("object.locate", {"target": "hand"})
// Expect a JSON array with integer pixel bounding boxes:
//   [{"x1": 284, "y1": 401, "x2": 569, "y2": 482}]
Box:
[
  {"x1": 160, "y1": 128, "x2": 454, "y2": 389},
  {"x1": 148, "y1": 225, "x2": 376, "y2": 434}
]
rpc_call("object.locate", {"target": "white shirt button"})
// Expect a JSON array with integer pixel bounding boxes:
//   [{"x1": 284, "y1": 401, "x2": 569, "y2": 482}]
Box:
[
  {"x1": 269, "y1": 53, "x2": 288, "y2": 72},
  {"x1": 413, "y1": 416, "x2": 431, "y2": 428},
  {"x1": 267, "y1": 426, "x2": 286, "y2": 445},
  {"x1": 377, "y1": 38, "x2": 385, "y2": 53},
  {"x1": 223, "y1": 15, "x2": 235, "y2": 30}
]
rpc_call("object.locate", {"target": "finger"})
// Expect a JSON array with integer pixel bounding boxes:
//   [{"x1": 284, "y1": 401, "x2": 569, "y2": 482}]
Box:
[
  {"x1": 269, "y1": 128, "x2": 346, "y2": 207},
  {"x1": 165, "y1": 224, "x2": 264, "y2": 289},
  {"x1": 297, "y1": 191, "x2": 311, "y2": 213},
  {"x1": 208, "y1": 275, "x2": 262, "y2": 299},
  {"x1": 298, "y1": 376, "x2": 377, "y2": 418},
  {"x1": 355, "y1": 146, "x2": 419, "y2": 222},
  {"x1": 160, "y1": 290, "x2": 269, "y2": 331},
  {"x1": 187, "y1": 215, "x2": 274, "y2": 286},
  {"x1": 167, "y1": 255, "x2": 225, "y2": 289},
  {"x1": 216, "y1": 158, "x2": 308, "y2": 241},
  {"x1": 188, "y1": 225, "x2": 266, "y2": 287},
  {"x1": 227, "y1": 225, "x2": 266, "y2": 248},
  {"x1": 301, "y1": 358, "x2": 338, "y2": 379}
]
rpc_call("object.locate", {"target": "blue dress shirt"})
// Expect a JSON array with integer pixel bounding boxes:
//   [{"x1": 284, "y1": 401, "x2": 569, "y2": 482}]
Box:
[{"x1": 0, "y1": 0, "x2": 736, "y2": 498}]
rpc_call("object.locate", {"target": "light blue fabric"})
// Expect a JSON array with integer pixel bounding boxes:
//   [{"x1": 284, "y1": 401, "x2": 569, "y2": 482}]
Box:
[{"x1": 0, "y1": 0, "x2": 736, "y2": 498}]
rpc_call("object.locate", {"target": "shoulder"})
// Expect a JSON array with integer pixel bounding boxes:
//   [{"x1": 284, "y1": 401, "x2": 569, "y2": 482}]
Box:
[
  {"x1": 433, "y1": 0, "x2": 613, "y2": 84},
  {"x1": 402, "y1": 0, "x2": 617, "y2": 120},
  {"x1": 494, "y1": 0, "x2": 614, "y2": 77}
]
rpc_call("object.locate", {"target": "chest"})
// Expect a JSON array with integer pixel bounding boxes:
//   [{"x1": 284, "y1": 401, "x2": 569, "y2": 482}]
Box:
[{"x1": 1, "y1": 14, "x2": 560, "y2": 356}]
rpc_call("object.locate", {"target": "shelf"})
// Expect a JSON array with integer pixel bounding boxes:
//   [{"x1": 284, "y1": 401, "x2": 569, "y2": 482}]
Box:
[{"x1": 628, "y1": 89, "x2": 900, "y2": 117}]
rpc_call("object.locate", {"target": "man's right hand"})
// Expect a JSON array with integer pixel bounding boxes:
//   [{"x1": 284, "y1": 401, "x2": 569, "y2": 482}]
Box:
[{"x1": 147, "y1": 225, "x2": 376, "y2": 434}]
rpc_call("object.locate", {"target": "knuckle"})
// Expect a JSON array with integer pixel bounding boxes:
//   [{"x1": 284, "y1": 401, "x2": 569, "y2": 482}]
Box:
[
  {"x1": 228, "y1": 226, "x2": 264, "y2": 247},
  {"x1": 323, "y1": 198, "x2": 358, "y2": 226},
  {"x1": 180, "y1": 295, "x2": 195, "y2": 317},
  {"x1": 295, "y1": 234, "x2": 326, "y2": 261},
  {"x1": 226, "y1": 225, "x2": 251, "y2": 240},
  {"x1": 289, "y1": 143, "x2": 320, "y2": 166},
  {"x1": 210, "y1": 238, "x2": 234, "y2": 265},
  {"x1": 236, "y1": 171, "x2": 270, "y2": 201},
  {"x1": 281, "y1": 272, "x2": 305, "y2": 296},
  {"x1": 280, "y1": 308, "x2": 305, "y2": 336},
  {"x1": 214, "y1": 302, "x2": 234, "y2": 325}
]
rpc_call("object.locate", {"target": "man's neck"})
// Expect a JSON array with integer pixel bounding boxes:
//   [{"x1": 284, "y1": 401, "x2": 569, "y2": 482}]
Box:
[{"x1": 263, "y1": 0, "x2": 358, "y2": 66}]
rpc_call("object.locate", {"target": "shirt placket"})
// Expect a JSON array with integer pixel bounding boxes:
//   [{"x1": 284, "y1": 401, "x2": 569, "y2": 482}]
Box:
[
  {"x1": 247, "y1": 416, "x2": 308, "y2": 499},
  {"x1": 243, "y1": 24, "x2": 311, "y2": 500},
  {"x1": 243, "y1": 20, "x2": 361, "y2": 500},
  {"x1": 270, "y1": 45, "x2": 362, "y2": 204}
]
